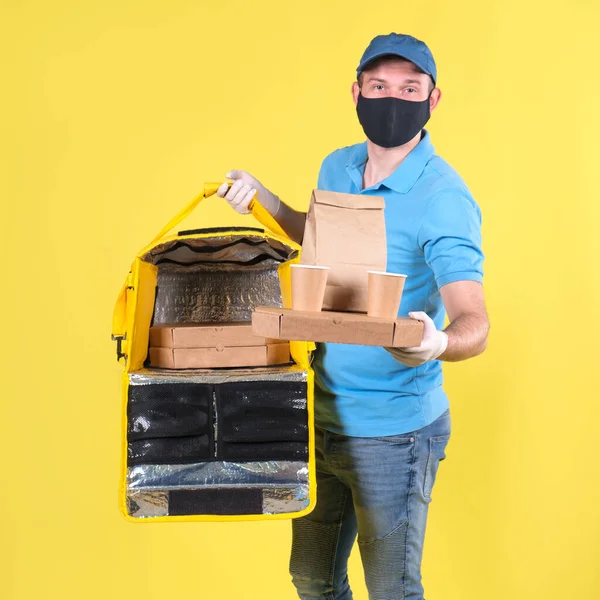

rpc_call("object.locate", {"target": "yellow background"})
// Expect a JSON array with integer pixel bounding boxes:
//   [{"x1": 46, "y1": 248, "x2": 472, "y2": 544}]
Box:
[{"x1": 2, "y1": 0, "x2": 599, "y2": 598}]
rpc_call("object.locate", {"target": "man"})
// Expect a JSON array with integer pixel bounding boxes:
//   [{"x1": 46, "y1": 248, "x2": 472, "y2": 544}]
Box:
[{"x1": 217, "y1": 33, "x2": 488, "y2": 600}]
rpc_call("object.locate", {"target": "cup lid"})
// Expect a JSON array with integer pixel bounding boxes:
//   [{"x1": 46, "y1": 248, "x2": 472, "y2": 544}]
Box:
[
  {"x1": 368, "y1": 271, "x2": 407, "y2": 277},
  {"x1": 291, "y1": 264, "x2": 331, "y2": 269}
]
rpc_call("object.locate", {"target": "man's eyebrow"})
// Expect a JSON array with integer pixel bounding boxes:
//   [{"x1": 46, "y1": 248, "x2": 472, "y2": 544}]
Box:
[{"x1": 365, "y1": 77, "x2": 423, "y2": 85}]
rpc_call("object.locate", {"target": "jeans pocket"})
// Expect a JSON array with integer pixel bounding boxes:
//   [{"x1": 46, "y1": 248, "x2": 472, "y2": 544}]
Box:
[{"x1": 423, "y1": 434, "x2": 450, "y2": 501}]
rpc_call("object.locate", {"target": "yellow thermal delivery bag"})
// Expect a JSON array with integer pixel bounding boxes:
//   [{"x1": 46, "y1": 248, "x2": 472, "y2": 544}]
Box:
[{"x1": 111, "y1": 183, "x2": 316, "y2": 522}]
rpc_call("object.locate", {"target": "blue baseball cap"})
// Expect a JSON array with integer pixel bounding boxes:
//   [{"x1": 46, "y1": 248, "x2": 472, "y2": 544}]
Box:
[{"x1": 357, "y1": 33, "x2": 437, "y2": 85}]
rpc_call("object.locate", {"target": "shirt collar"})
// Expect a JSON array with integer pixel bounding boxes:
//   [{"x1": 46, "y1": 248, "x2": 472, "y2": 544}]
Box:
[{"x1": 345, "y1": 130, "x2": 435, "y2": 194}]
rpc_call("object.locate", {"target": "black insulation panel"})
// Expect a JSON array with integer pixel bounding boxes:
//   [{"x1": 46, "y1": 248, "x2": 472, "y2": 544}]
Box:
[{"x1": 127, "y1": 379, "x2": 307, "y2": 465}]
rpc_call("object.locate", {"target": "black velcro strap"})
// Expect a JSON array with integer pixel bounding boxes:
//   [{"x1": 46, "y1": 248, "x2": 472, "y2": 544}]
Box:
[{"x1": 169, "y1": 488, "x2": 263, "y2": 516}]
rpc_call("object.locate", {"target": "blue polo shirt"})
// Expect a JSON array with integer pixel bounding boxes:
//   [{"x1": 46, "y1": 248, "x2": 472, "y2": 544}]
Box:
[{"x1": 313, "y1": 130, "x2": 484, "y2": 437}]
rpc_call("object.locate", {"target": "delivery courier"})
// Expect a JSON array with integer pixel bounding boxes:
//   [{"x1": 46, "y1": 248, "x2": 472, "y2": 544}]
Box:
[{"x1": 217, "y1": 32, "x2": 489, "y2": 600}]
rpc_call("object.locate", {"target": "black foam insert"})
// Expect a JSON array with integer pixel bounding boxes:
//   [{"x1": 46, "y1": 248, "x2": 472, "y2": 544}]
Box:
[
  {"x1": 128, "y1": 383, "x2": 212, "y2": 440},
  {"x1": 127, "y1": 383, "x2": 212, "y2": 465},
  {"x1": 127, "y1": 379, "x2": 309, "y2": 466},
  {"x1": 216, "y1": 381, "x2": 308, "y2": 461}
]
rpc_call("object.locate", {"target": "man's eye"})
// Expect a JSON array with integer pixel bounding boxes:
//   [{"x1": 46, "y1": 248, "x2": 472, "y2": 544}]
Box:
[
  {"x1": 406, "y1": 88, "x2": 417, "y2": 93},
  {"x1": 374, "y1": 84, "x2": 385, "y2": 90}
]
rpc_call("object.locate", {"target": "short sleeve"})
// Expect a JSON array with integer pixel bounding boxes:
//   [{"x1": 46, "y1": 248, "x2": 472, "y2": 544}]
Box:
[
  {"x1": 317, "y1": 151, "x2": 335, "y2": 190},
  {"x1": 317, "y1": 158, "x2": 327, "y2": 188},
  {"x1": 417, "y1": 189, "x2": 484, "y2": 288}
]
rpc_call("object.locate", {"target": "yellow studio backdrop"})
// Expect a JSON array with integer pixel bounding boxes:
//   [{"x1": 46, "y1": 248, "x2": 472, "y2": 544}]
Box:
[{"x1": 1, "y1": 0, "x2": 599, "y2": 598}]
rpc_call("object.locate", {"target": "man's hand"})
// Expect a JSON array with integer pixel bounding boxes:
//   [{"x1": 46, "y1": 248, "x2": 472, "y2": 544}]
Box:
[
  {"x1": 216, "y1": 170, "x2": 281, "y2": 216},
  {"x1": 387, "y1": 281, "x2": 489, "y2": 366},
  {"x1": 386, "y1": 312, "x2": 448, "y2": 367}
]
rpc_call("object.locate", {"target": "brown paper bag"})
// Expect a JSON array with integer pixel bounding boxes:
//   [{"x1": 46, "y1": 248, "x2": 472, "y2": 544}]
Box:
[{"x1": 300, "y1": 190, "x2": 386, "y2": 312}]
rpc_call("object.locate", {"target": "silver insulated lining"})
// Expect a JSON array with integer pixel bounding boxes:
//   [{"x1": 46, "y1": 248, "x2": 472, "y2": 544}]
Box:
[
  {"x1": 143, "y1": 234, "x2": 298, "y2": 324},
  {"x1": 129, "y1": 365, "x2": 308, "y2": 385},
  {"x1": 127, "y1": 365, "x2": 311, "y2": 518},
  {"x1": 127, "y1": 463, "x2": 310, "y2": 518}
]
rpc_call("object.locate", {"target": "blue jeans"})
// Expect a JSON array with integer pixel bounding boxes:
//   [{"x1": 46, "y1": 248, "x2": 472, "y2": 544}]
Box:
[{"x1": 290, "y1": 409, "x2": 451, "y2": 600}]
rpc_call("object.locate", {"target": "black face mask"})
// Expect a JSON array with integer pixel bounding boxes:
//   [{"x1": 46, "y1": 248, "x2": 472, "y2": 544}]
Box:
[{"x1": 356, "y1": 93, "x2": 431, "y2": 148}]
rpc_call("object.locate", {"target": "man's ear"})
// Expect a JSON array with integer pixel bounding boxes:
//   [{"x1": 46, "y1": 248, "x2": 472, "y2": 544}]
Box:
[
  {"x1": 352, "y1": 81, "x2": 361, "y2": 106},
  {"x1": 429, "y1": 87, "x2": 442, "y2": 112}
]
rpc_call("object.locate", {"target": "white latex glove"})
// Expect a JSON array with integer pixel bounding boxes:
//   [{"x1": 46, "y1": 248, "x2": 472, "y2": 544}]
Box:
[
  {"x1": 386, "y1": 311, "x2": 449, "y2": 367},
  {"x1": 216, "y1": 170, "x2": 281, "y2": 216}
]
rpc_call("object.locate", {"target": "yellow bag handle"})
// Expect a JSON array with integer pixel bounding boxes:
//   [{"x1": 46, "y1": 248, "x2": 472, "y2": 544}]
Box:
[
  {"x1": 149, "y1": 182, "x2": 289, "y2": 245},
  {"x1": 113, "y1": 182, "x2": 294, "y2": 355}
]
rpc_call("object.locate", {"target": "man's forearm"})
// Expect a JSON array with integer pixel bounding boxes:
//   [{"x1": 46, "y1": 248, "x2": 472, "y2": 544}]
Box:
[
  {"x1": 439, "y1": 312, "x2": 489, "y2": 362},
  {"x1": 273, "y1": 201, "x2": 306, "y2": 245}
]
